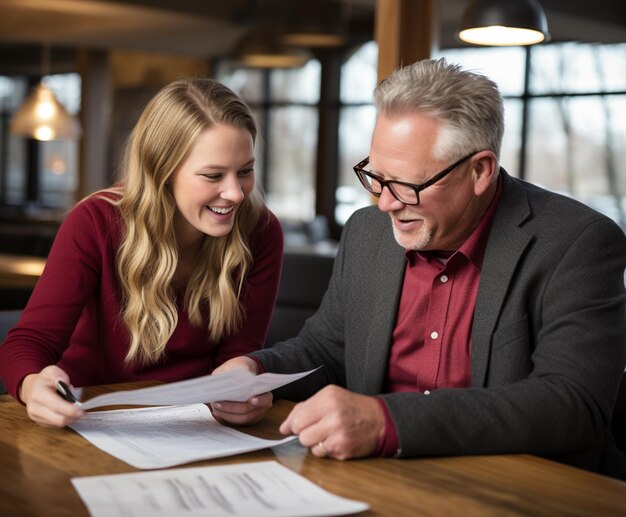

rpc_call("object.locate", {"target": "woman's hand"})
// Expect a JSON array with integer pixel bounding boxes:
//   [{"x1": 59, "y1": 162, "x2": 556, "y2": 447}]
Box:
[
  {"x1": 211, "y1": 356, "x2": 273, "y2": 425},
  {"x1": 19, "y1": 365, "x2": 85, "y2": 428}
]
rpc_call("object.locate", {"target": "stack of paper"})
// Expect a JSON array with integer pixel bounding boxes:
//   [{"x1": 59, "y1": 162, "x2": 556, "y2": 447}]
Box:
[
  {"x1": 72, "y1": 460, "x2": 369, "y2": 517},
  {"x1": 69, "y1": 368, "x2": 320, "y2": 469},
  {"x1": 68, "y1": 368, "x2": 368, "y2": 516},
  {"x1": 69, "y1": 404, "x2": 295, "y2": 469}
]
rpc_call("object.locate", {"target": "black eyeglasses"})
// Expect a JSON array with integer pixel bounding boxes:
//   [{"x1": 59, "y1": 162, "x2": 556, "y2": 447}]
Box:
[{"x1": 353, "y1": 151, "x2": 478, "y2": 206}]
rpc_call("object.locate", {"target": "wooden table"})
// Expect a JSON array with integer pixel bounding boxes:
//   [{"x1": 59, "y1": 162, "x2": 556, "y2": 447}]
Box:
[{"x1": 1, "y1": 384, "x2": 625, "y2": 517}]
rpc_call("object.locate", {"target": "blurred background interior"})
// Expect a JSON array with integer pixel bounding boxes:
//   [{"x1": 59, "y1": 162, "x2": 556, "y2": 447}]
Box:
[{"x1": 0, "y1": 0, "x2": 626, "y2": 311}]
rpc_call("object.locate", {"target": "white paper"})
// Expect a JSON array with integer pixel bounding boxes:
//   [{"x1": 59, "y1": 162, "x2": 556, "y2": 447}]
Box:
[
  {"x1": 69, "y1": 404, "x2": 295, "y2": 469},
  {"x1": 72, "y1": 460, "x2": 369, "y2": 517},
  {"x1": 78, "y1": 368, "x2": 319, "y2": 410}
]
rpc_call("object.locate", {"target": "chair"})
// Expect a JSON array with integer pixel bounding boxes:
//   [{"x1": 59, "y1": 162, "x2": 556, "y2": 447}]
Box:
[
  {"x1": 0, "y1": 310, "x2": 22, "y2": 394},
  {"x1": 266, "y1": 250, "x2": 335, "y2": 346}
]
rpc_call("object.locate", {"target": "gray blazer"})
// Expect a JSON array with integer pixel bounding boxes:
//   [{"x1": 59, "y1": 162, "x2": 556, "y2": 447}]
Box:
[{"x1": 252, "y1": 171, "x2": 626, "y2": 473}]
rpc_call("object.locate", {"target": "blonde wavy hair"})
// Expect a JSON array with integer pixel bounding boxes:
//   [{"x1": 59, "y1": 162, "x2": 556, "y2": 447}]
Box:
[{"x1": 103, "y1": 78, "x2": 264, "y2": 366}]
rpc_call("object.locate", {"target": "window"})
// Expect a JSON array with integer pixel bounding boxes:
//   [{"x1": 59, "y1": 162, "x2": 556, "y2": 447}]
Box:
[
  {"x1": 526, "y1": 43, "x2": 626, "y2": 226},
  {"x1": 436, "y1": 43, "x2": 626, "y2": 228},
  {"x1": 336, "y1": 42, "x2": 378, "y2": 225},
  {"x1": 336, "y1": 42, "x2": 626, "y2": 229},
  {"x1": 216, "y1": 60, "x2": 320, "y2": 222},
  {"x1": 216, "y1": 41, "x2": 626, "y2": 233}
]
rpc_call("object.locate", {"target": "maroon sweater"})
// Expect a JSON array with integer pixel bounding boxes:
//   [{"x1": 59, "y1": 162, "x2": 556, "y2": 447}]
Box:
[{"x1": 0, "y1": 195, "x2": 283, "y2": 400}]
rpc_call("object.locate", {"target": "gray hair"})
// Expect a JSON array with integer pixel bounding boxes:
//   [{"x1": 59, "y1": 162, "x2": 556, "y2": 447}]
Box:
[{"x1": 373, "y1": 58, "x2": 504, "y2": 163}]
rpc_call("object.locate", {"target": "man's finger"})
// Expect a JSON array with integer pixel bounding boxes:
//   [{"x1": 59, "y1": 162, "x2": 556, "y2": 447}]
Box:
[{"x1": 279, "y1": 399, "x2": 323, "y2": 435}]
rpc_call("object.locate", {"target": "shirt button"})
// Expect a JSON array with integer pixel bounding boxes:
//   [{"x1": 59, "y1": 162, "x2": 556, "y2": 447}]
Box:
[
  {"x1": 440, "y1": 275, "x2": 448, "y2": 283},
  {"x1": 424, "y1": 390, "x2": 431, "y2": 395},
  {"x1": 430, "y1": 331, "x2": 439, "y2": 339}
]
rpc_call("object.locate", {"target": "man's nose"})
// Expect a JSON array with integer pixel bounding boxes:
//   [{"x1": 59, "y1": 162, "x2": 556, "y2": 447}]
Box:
[{"x1": 377, "y1": 186, "x2": 404, "y2": 212}]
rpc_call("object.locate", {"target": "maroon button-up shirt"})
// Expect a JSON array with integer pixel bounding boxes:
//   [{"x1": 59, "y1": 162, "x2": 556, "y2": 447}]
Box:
[{"x1": 375, "y1": 177, "x2": 502, "y2": 456}]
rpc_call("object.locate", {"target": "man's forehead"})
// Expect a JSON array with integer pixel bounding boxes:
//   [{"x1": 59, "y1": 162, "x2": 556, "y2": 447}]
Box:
[{"x1": 369, "y1": 113, "x2": 441, "y2": 174}]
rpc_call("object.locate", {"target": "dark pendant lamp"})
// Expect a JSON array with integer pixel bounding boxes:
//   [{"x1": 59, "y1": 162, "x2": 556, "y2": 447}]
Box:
[{"x1": 458, "y1": 0, "x2": 550, "y2": 46}]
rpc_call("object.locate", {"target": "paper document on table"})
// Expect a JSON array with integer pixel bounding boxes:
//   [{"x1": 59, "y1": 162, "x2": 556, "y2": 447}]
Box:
[
  {"x1": 69, "y1": 404, "x2": 296, "y2": 469},
  {"x1": 72, "y1": 460, "x2": 369, "y2": 517},
  {"x1": 79, "y1": 367, "x2": 319, "y2": 410}
]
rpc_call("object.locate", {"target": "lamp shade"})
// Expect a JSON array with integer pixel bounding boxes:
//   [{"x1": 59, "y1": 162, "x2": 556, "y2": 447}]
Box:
[
  {"x1": 10, "y1": 83, "x2": 82, "y2": 141},
  {"x1": 240, "y1": 51, "x2": 310, "y2": 69},
  {"x1": 237, "y1": 29, "x2": 311, "y2": 69},
  {"x1": 282, "y1": 32, "x2": 346, "y2": 48},
  {"x1": 458, "y1": 0, "x2": 550, "y2": 46}
]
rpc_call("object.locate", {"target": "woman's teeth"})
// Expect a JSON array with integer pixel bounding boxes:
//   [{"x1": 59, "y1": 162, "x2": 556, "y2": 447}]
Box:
[{"x1": 208, "y1": 206, "x2": 234, "y2": 215}]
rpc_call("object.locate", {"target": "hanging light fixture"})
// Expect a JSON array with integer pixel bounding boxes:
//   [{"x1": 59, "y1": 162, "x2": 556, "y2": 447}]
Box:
[
  {"x1": 237, "y1": 29, "x2": 311, "y2": 69},
  {"x1": 10, "y1": 44, "x2": 82, "y2": 141},
  {"x1": 282, "y1": 31, "x2": 346, "y2": 48},
  {"x1": 458, "y1": 0, "x2": 550, "y2": 46},
  {"x1": 281, "y1": 1, "x2": 348, "y2": 49}
]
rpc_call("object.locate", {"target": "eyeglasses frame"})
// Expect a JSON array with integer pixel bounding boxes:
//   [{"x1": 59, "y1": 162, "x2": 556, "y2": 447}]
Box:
[{"x1": 353, "y1": 150, "x2": 480, "y2": 206}]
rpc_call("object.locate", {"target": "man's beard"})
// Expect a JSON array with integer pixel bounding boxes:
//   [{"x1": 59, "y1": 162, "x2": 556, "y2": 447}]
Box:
[{"x1": 390, "y1": 215, "x2": 432, "y2": 250}]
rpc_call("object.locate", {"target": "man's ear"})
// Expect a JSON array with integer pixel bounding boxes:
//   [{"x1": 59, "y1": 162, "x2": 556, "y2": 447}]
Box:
[{"x1": 471, "y1": 151, "x2": 498, "y2": 196}]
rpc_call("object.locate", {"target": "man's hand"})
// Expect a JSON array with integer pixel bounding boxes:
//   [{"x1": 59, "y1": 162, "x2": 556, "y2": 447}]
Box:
[
  {"x1": 279, "y1": 385, "x2": 385, "y2": 460},
  {"x1": 19, "y1": 365, "x2": 85, "y2": 428},
  {"x1": 211, "y1": 356, "x2": 273, "y2": 425}
]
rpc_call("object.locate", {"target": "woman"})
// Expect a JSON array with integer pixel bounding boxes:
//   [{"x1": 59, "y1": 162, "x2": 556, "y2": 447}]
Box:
[{"x1": 0, "y1": 78, "x2": 283, "y2": 427}]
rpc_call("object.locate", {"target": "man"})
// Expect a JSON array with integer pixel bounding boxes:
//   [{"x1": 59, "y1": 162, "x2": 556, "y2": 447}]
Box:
[{"x1": 213, "y1": 58, "x2": 626, "y2": 476}]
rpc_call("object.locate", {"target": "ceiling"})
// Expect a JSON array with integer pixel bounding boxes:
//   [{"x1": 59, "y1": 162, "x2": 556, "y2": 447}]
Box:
[{"x1": 0, "y1": 0, "x2": 625, "y2": 74}]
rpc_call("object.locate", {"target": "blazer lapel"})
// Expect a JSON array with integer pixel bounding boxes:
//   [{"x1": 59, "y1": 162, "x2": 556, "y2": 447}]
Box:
[
  {"x1": 471, "y1": 171, "x2": 534, "y2": 387},
  {"x1": 360, "y1": 222, "x2": 406, "y2": 395}
]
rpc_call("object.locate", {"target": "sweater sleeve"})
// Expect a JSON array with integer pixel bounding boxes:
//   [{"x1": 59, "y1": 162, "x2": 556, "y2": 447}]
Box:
[
  {"x1": 0, "y1": 197, "x2": 115, "y2": 401},
  {"x1": 212, "y1": 209, "x2": 284, "y2": 366}
]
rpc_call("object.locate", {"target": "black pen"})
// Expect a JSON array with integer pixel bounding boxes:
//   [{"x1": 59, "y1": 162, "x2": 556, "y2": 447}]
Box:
[{"x1": 55, "y1": 380, "x2": 81, "y2": 405}]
